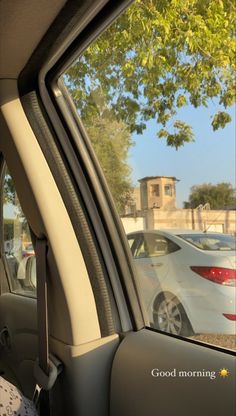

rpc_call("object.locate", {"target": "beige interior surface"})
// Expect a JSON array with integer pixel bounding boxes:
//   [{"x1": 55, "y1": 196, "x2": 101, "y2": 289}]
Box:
[
  {"x1": 0, "y1": 79, "x2": 101, "y2": 345},
  {"x1": 0, "y1": 0, "x2": 66, "y2": 79}
]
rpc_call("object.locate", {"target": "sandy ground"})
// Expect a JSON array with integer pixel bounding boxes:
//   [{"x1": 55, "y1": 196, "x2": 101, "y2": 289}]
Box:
[{"x1": 190, "y1": 334, "x2": 236, "y2": 351}]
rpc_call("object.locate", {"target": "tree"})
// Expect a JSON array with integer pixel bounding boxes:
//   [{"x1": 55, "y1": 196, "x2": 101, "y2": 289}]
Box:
[
  {"x1": 184, "y1": 183, "x2": 236, "y2": 209},
  {"x1": 3, "y1": 170, "x2": 29, "y2": 235},
  {"x1": 83, "y1": 100, "x2": 133, "y2": 213},
  {"x1": 66, "y1": 0, "x2": 235, "y2": 149},
  {"x1": 3, "y1": 172, "x2": 15, "y2": 204}
]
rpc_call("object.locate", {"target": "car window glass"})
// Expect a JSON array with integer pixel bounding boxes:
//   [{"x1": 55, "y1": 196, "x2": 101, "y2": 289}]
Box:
[
  {"x1": 2, "y1": 165, "x2": 36, "y2": 297},
  {"x1": 144, "y1": 234, "x2": 168, "y2": 256},
  {"x1": 134, "y1": 237, "x2": 147, "y2": 259},
  {"x1": 62, "y1": 0, "x2": 236, "y2": 351},
  {"x1": 127, "y1": 237, "x2": 135, "y2": 249},
  {"x1": 179, "y1": 233, "x2": 236, "y2": 251}
]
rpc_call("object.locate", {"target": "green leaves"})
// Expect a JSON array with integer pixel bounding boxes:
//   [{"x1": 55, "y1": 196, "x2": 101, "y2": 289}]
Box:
[
  {"x1": 211, "y1": 111, "x2": 232, "y2": 131},
  {"x1": 84, "y1": 109, "x2": 133, "y2": 214},
  {"x1": 66, "y1": 0, "x2": 235, "y2": 149},
  {"x1": 158, "y1": 120, "x2": 194, "y2": 149},
  {"x1": 184, "y1": 182, "x2": 236, "y2": 209},
  {"x1": 176, "y1": 95, "x2": 187, "y2": 108}
]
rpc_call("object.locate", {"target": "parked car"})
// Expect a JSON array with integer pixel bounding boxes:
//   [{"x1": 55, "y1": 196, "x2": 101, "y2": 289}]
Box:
[
  {"x1": 127, "y1": 229, "x2": 236, "y2": 336},
  {"x1": 22, "y1": 243, "x2": 35, "y2": 258}
]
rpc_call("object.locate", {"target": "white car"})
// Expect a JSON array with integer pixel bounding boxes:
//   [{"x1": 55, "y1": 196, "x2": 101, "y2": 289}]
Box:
[{"x1": 127, "y1": 229, "x2": 236, "y2": 336}]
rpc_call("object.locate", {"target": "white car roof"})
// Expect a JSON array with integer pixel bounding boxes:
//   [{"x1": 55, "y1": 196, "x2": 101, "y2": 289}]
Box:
[
  {"x1": 128, "y1": 229, "x2": 225, "y2": 236},
  {"x1": 158, "y1": 229, "x2": 208, "y2": 235}
]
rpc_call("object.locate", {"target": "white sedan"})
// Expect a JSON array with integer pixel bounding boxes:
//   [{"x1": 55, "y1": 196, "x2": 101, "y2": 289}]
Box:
[{"x1": 127, "y1": 229, "x2": 236, "y2": 336}]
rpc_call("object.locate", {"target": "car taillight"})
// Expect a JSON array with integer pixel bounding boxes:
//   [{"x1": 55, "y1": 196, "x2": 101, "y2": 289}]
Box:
[
  {"x1": 223, "y1": 314, "x2": 236, "y2": 321},
  {"x1": 190, "y1": 266, "x2": 236, "y2": 286}
]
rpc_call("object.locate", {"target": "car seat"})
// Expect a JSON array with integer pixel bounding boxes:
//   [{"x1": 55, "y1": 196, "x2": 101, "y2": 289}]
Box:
[{"x1": 0, "y1": 376, "x2": 38, "y2": 416}]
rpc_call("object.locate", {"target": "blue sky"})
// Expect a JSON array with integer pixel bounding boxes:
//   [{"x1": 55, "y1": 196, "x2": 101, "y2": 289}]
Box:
[{"x1": 128, "y1": 105, "x2": 235, "y2": 208}]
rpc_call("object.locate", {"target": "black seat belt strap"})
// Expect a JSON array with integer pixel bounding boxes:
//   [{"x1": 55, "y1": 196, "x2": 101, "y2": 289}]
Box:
[
  {"x1": 36, "y1": 238, "x2": 49, "y2": 377},
  {"x1": 33, "y1": 238, "x2": 62, "y2": 412}
]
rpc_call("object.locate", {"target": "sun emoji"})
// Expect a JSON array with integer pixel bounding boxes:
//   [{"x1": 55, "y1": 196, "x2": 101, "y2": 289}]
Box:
[{"x1": 219, "y1": 368, "x2": 230, "y2": 378}]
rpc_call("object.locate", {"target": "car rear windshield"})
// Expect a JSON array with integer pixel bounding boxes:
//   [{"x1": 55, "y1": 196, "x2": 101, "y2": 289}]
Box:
[{"x1": 178, "y1": 234, "x2": 236, "y2": 251}]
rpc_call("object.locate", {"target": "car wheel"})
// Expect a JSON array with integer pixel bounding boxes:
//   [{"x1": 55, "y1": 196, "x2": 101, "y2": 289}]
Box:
[{"x1": 153, "y1": 293, "x2": 193, "y2": 336}]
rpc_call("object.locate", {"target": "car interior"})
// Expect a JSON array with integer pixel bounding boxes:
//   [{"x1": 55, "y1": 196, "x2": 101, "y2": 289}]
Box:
[{"x1": 0, "y1": 1, "x2": 235, "y2": 415}]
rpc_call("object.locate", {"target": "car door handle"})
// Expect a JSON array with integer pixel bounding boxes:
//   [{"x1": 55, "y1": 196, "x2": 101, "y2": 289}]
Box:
[
  {"x1": 150, "y1": 263, "x2": 163, "y2": 267},
  {"x1": 0, "y1": 327, "x2": 11, "y2": 348}
]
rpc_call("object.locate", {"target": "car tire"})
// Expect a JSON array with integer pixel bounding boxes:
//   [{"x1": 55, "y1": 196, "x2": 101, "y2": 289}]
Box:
[{"x1": 153, "y1": 293, "x2": 193, "y2": 336}]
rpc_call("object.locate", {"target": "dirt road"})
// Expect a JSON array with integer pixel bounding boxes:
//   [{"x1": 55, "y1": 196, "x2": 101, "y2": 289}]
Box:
[{"x1": 190, "y1": 334, "x2": 236, "y2": 351}]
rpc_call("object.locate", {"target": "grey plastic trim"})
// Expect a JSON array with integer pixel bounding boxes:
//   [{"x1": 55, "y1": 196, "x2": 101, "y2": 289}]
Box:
[
  {"x1": 48, "y1": 82, "x2": 137, "y2": 332},
  {"x1": 110, "y1": 329, "x2": 236, "y2": 416},
  {"x1": 19, "y1": 0, "x2": 144, "y2": 331},
  {"x1": 51, "y1": 0, "x2": 134, "y2": 77},
  {"x1": 37, "y1": 0, "x2": 145, "y2": 331},
  {"x1": 21, "y1": 91, "x2": 115, "y2": 337},
  {"x1": 18, "y1": 0, "x2": 145, "y2": 330},
  {"x1": 19, "y1": 0, "x2": 109, "y2": 95}
]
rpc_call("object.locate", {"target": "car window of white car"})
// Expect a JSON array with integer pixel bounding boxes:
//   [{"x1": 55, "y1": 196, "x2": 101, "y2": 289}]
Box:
[
  {"x1": 127, "y1": 237, "x2": 135, "y2": 250},
  {"x1": 61, "y1": 0, "x2": 236, "y2": 351},
  {"x1": 1, "y1": 164, "x2": 36, "y2": 297},
  {"x1": 134, "y1": 236, "x2": 146, "y2": 259}
]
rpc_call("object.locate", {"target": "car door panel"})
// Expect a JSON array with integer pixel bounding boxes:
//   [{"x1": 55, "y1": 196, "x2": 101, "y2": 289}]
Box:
[
  {"x1": 134, "y1": 235, "x2": 169, "y2": 314},
  {"x1": 0, "y1": 293, "x2": 37, "y2": 397},
  {"x1": 110, "y1": 329, "x2": 236, "y2": 416}
]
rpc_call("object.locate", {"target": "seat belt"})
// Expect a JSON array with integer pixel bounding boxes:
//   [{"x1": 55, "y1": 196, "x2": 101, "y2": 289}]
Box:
[{"x1": 33, "y1": 238, "x2": 62, "y2": 413}]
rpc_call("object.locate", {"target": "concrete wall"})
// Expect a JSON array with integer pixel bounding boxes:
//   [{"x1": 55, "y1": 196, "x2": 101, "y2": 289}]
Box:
[
  {"x1": 148, "y1": 208, "x2": 236, "y2": 234},
  {"x1": 121, "y1": 216, "x2": 145, "y2": 234},
  {"x1": 121, "y1": 209, "x2": 236, "y2": 235}
]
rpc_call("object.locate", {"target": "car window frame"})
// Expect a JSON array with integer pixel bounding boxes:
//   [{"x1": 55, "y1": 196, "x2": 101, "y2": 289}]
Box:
[
  {"x1": 17, "y1": 0, "x2": 236, "y2": 352},
  {"x1": 38, "y1": 17, "x2": 145, "y2": 332},
  {"x1": 48, "y1": 12, "x2": 236, "y2": 350}
]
